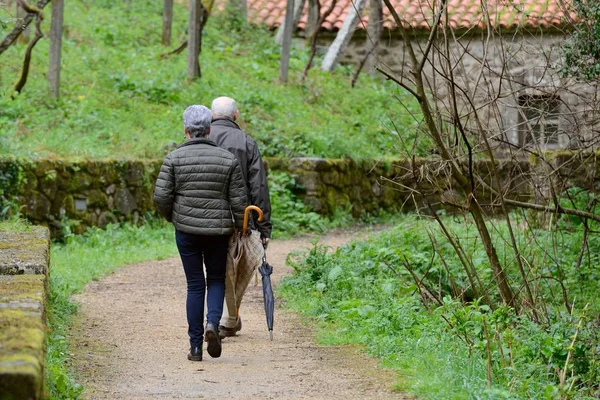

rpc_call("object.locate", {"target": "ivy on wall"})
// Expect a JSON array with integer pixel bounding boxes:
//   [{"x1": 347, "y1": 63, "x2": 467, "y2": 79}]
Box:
[{"x1": 0, "y1": 158, "x2": 26, "y2": 218}]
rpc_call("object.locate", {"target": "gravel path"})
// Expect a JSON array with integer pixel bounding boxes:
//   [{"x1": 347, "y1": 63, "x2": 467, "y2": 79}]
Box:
[{"x1": 70, "y1": 227, "x2": 408, "y2": 399}]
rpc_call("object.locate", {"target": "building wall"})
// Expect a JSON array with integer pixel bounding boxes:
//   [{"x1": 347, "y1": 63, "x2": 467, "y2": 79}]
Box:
[{"x1": 320, "y1": 30, "x2": 600, "y2": 152}]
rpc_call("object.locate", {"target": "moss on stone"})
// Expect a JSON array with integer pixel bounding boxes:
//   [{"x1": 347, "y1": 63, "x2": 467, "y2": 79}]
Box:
[
  {"x1": 0, "y1": 227, "x2": 49, "y2": 276},
  {"x1": 0, "y1": 274, "x2": 46, "y2": 400},
  {"x1": 0, "y1": 309, "x2": 45, "y2": 396},
  {"x1": 0, "y1": 276, "x2": 45, "y2": 305},
  {"x1": 4, "y1": 155, "x2": 600, "y2": 239}
]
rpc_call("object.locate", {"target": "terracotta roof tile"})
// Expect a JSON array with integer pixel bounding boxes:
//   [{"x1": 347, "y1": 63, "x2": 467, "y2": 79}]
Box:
[{"x1": 244, "y1": 0, "x2": 576, "y2": 32}]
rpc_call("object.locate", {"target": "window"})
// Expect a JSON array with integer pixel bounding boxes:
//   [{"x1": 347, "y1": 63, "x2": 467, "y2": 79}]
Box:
[{"x1": 518, "y1": 95, "x2": 560, "y2": 147}]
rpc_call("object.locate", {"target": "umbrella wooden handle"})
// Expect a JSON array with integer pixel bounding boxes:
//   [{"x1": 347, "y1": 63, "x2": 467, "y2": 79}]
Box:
[{"x1": 242, "y1": 205, "x2": 263, "y2": 235}]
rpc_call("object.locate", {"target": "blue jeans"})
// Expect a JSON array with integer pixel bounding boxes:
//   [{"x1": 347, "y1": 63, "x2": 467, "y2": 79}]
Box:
[{"x1": 175, "y1": 231, "x2": 229, "y2": 348}]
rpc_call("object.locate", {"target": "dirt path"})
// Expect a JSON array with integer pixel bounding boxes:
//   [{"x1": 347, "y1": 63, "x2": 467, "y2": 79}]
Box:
[{"x1": 71, "y1": 227, "x2": 408, "y2": 400}]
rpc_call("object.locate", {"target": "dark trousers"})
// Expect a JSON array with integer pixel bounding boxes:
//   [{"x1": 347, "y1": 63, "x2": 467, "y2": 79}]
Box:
[{"x1": 175, "y1": 231, "x2": 229, "y2": 348}]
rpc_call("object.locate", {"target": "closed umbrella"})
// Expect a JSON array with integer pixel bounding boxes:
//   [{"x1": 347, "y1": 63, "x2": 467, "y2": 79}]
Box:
[
  {"x1": 259, "y1": 245, "x2": 275, "y2": 341},
  {"x1": 225, "y1": 206, "x2": 265, "y2": 318}
]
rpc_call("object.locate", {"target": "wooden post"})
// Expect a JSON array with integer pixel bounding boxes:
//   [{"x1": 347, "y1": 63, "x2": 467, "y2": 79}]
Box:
[
  {"x1": 187, "y1": 0, "x2": 201, "y2": 79},
  {"x1": 321, "y1": 0, "x2": 366, "y2": 72},
  {"x1": 279, "y1": 0, "x2": 295, "y2": 82},
  {"x1": 48, "y1": 0, "x2": 64, "y2": 99},
  {"x1": 162, "y1": 0, "x2": 174, "y2": 46},
  {"x1": 364, "y1": 0, "x2": 381, "y2": 73},
  {"x1": 306, "y1": 0, "x2": 319, "y2": 40},
  {"x1": 275, "y1": 0, "x2": 304, "y2": 45}
]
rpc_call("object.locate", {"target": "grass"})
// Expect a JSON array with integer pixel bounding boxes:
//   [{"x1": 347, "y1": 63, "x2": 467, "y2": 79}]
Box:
[
  {"x1": 268, "y1": 170, "x2": 357, "y2": 238},
  {"x1": 0, "y1": 1, "x2": 425, "y2": 160},
  {"x1": 278, "y1": 215, "x2": 600, "y2": 399},
  {"x1": 0, "y1": 214, "x2": 33, "y2": 232},
  {"x1": 45, "y1": 220, "x2": 178, "y2": 398}
]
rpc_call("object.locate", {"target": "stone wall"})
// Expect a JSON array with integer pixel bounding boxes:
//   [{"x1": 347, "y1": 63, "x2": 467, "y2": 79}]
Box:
[
  {"x1": 2, "y1": 156, "x2": 495, "y2": 236},
  {"x1": 0, "y1": 158, "x2": 161, "y2": 237},
  {"x1": 2, "y1": 155, "x2": 598, "y2": 238},
  {"x1": 267, "y1": 157, "x2": 408, "y2": 216},
  {"x1": 319, "y1": 31, "x2": 600, "y2": 152},
  {"x1": 0, "y1": 226, "x2": 50, "y2": 400}
]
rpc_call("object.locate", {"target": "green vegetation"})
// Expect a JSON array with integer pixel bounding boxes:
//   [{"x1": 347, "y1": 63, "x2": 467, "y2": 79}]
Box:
[
  {"x1": 269, "y1": 171, "x2": 354, "y2": 238},
  {"x1": 562, "y1": 0, "x2": 600, "y2": 79},
  {"x1": 46, "y1": 220, "x2": 177, "y2": 398},
  {"x1": 0, "y1": 1, "x2": 423, "y2": 160},
  {"x1": 0, "y1": 215, "x2": 32, "y2": 232},
  {"x1": 0, "y1": 158, "x2": 27, "y2": 219},
  {"x1": 279, "y1": 215, "x2": 600, "y2": 399}
]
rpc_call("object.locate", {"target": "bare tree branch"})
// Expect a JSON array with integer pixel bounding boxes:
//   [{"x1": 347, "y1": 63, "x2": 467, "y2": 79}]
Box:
[
  {"x1": 0, "y1": 0, "x2": 49, "y2": 56},
  {"x1": 12, "y1": 0, "x2": 43, "y2": 97}
]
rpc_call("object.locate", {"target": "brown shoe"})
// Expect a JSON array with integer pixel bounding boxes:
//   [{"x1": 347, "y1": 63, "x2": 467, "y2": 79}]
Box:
[{"x1": 219, "y1": 316, "x2": 242, "y2": 339}]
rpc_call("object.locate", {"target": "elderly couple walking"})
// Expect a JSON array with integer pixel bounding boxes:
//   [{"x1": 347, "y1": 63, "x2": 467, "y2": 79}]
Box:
[{"x1": 153, "y1": 97, "x2": 272, "y2": 361}]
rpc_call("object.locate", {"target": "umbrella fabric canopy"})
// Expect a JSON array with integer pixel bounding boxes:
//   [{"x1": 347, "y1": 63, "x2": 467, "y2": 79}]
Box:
[
  {"x1": 225, "y1": 206, "x2": 265, "y2": 316},
  {"x1": 259, "y1": 256, "x2": 274, "y2": 341}
]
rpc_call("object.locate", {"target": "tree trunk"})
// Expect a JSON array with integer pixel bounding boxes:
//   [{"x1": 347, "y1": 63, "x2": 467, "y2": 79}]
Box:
[
  {"x1": 279, "y1": 0, "x2": 295, "y2": 82},
  {"x1": 162, "y1": 0, "x2": 174, "y2": 46},
  {"x1": 187, "y1": 0, "x2": 203, "y2": 79},
  {"x1": 321, "y1": 0, "x2": 366, "y2": 72},
  {"x1": 306, "y1": 0, "x2": 320, "y2": 40},
  {"x1": 351, "y1": 0, "x2": 382, "y2": 86},
  {"x1": 301, "y1": 0, "x2": 336, "y2": 82},
  {"x1": 364, "y1": 0, "x2": 381, "y2": 73},
  {"x1": 48, "y1": 0, "x2": 64, "y2": 99},
  {"x1": 275, "y1": 0, "x2": 305, "y2": 45}
]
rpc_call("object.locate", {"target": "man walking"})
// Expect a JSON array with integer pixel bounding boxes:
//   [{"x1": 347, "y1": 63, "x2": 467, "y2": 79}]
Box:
[{"x1": 210, "y1": 96, "x2": 272, "y2": 337}]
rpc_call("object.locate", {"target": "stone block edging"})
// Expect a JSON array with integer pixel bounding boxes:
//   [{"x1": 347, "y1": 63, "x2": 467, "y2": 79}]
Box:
[{"x1": 0, "y1": 226, "x2": 50, "y2": 400}]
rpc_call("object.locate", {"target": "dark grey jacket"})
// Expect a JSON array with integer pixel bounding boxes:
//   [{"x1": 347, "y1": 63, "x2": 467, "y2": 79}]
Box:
[
  {"x1": 153, "y1": 137, "x2": 247, "y2": 236},
  {"x1": 210, "y1": 118, "x2": 272, "y2": 238}
]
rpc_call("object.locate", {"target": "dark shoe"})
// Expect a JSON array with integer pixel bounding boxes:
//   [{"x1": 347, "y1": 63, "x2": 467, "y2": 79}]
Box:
[
  {"x1": 219, "y1": 316, "x2": 242, "y2": 339},
  {"x1": 187, "y1": 346, "x2": 202, "y2": 361},
  {"x1": 204, "y1": 323, "x2": 222, "y2": 358}
]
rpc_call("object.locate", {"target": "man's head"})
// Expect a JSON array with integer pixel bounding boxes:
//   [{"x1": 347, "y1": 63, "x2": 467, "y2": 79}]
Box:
[
  {"x1": 183, "y1": 105, "x2": 212, "y2": 138},
  {"x1": 211, "y1": 96, "x2": 239, "y2": 121}
]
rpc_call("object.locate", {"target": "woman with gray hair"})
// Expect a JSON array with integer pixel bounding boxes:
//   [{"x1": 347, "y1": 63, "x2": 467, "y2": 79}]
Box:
[{"x1": 154, "y1": 105, "x2": 247, "y2": 361}]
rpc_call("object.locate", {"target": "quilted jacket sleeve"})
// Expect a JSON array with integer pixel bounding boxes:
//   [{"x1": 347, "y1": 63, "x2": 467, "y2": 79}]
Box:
[
  {"x1": 228, "y1": 158, "x2": 248, "y2": 231},
  {"x1": 153, "y1": 154, "x2": 175, "y2": 222},
  {"x1": 247, "y1": 140, "x2": 272, "y2": 238}
]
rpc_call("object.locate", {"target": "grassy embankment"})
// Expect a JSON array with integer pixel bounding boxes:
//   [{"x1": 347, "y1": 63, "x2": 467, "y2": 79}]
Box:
[
  {"x1": 0, "y1": 1, "x2": 424, "y2": 160},
  {"x1": 279, "y1": 215, "x2": 600, "y2": 399}
]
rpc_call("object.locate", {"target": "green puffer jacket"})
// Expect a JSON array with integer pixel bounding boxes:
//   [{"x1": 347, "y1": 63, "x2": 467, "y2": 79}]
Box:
[{"x1": 153, "y1": 137, "x2": 247, "y2": 236}]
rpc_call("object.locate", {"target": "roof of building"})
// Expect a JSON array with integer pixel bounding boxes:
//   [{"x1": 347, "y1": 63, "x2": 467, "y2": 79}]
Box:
[{"x1": 246, "y1": 0, "x2": 575, "y2": 33}]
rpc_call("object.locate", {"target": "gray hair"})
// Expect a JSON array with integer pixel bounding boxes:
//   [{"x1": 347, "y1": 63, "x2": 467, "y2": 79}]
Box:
[
  {"x1": 211, "y1": 96, "x2": 238, "y2": 119},
  {"x1": 183, "y1": 105, "x2": 212, "y2": 137}
]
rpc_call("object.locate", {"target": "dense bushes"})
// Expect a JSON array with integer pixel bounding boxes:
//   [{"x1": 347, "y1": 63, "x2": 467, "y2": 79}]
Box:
[{"x1": 279, "y1": 216, "x2": 600, "y2": 399}]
